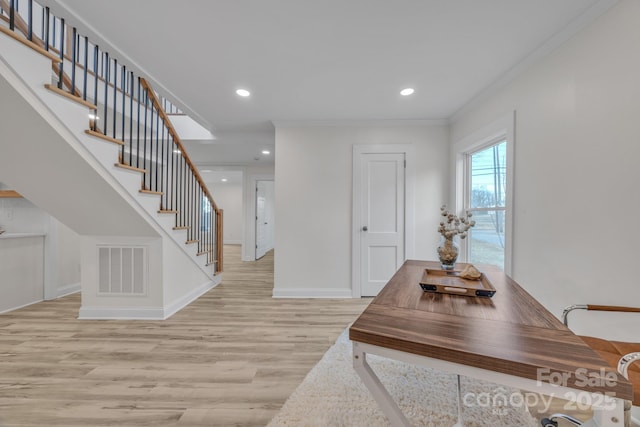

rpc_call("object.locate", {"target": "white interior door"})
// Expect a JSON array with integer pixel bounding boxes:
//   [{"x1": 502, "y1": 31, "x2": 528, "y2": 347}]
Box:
[
  {"x1": 359, "y1": 153, "x2": 405, "y2": 296},
  {"x1": 255, "y1": 180, "x2": 274, "y2": 259}
]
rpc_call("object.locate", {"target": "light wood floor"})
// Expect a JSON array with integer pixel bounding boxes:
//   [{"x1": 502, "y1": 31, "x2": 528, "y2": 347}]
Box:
[{"x1": 0, "y1": 245, "x2": 371, "y2": 426}]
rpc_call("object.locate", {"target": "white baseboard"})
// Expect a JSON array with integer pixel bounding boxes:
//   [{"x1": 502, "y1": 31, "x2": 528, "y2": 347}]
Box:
[
  {"x1": 78, "y1": 306, "x2": 166, "y2": 320},
  {"x1": 79, "y1": 276, "x2": 222, "y2": 320},
  {"x1": 57, "y1": 282, "x2": 81, "y2": 298},
  {"x1": 162, "y1": 276, "x2": 222, "y2": 319},
  {"x1": 0, "y1": 299, "x2": 44, "y2": 315},
  {"x1": 272, "y1": 287, "x2": 353, "y2": 298}
]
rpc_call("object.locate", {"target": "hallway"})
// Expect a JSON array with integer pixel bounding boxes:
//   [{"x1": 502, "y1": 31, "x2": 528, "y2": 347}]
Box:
[{"x1": 0, "y1": 245, "x2": 370, "y2": 426}]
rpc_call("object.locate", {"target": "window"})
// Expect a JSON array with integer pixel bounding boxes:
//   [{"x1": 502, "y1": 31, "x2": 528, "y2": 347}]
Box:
[
  {"x1": 465, "y1": 141, "x2": 507, "y2": 270},
  {"x1": 454, "y1": 112, "x2": 514, "y2": 274}
]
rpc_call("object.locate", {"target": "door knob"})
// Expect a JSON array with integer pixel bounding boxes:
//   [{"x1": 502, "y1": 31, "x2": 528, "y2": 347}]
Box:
[{"x1": 362, "y1": 226, "x2": 368, "y2": 232}]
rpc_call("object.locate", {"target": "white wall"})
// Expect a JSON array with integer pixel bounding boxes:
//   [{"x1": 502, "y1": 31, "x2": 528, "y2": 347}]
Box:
[
  {"x1": 162, "y1": 235, "x2": 218, "y2": 319},
  {"x1": 274, "y1": 122, "x2": 449, "y2": 296},
  {"x1": 0, "y1": 196, "x2": 48, "y2": 233},
  {"x1": 0, "y1": 235, "x2": 44, "y2": 313},
  {"x1": 208, "y1": 182, "x2": 243, "y2": 244},
  {"x1": 50, "y1": 219, "x2": 82, "y2": 296},
  {"x1": 79, "y1": 236, "x2": 164, "y2": 318},
  {"x1": 0, "y1": 189, "x2": 81, "y2": 298},
  {"x1": 450, "y1": 0, "x2": 640, "y2": 340}
]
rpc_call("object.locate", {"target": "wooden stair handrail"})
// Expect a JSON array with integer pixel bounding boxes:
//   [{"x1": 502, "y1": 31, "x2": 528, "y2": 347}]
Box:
[
  {"x1": 140, "y1": 78, "x2": 223, "y2": 272},
  {"x1": 139, "y1": 78, "x2": 219, "y2": 213}
]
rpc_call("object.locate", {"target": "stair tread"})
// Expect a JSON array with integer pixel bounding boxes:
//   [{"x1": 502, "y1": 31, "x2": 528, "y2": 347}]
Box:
[
  {"x1": 158, "y1": 210, "x2": 178, "y2": 214},
  {"x1": 186, "y1": 240, "x2": 199, "y2": 244},
  {"x1": 85, "y1": 129, "x2": 124, "y2": 146},
  {"x1": 173, "y1": 226, "x2": 189, "y2": 230},
  {"x1": 140, "y1": 189, "x2": 163, "y2": 196},
  {"x1": 115, "y1": 163, "x2": 146, "y2": 174},
  {"x1": 45, "y1": 84, "x2": 97, "y2": 109},
  {"x1": 0, "y1": 26, "x2": 61, "y2": 63}
]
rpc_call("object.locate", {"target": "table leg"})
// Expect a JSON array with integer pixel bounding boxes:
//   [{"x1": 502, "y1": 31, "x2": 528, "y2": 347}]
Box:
[
  {"x1": 352, "y1": 342, "x2": 412, "y2": 427},
  {"x1": 453, "y1": 374, "x2": 464, "y2": 427}
]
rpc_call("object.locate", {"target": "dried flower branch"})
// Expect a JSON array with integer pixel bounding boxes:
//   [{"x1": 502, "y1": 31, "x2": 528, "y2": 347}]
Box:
[{"x1": 438, "y1": 205, "x2": 475, "y2": 239}]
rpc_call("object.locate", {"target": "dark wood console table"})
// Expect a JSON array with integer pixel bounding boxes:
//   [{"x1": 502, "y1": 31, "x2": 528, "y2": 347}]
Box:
[{"x1": 349, "y1": 260, "x2": 632, "y2": 426}]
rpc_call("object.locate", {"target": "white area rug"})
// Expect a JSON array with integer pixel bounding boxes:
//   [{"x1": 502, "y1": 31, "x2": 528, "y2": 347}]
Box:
[{"x1": 267, "y1": 329, "x2": 539, "y2": 427}]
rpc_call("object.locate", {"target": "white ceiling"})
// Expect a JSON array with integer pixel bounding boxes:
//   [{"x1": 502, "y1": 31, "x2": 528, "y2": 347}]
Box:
[
  {"x1": 201, "y1": 170, "x2": 244, "y2": 186},
  {"x1": 49, "y1": 0, "x2": 613, "y2": 165}
]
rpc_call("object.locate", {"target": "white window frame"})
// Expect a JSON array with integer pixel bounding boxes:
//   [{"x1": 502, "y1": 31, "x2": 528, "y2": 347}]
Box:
[{"x1": 452, "y1": 112, "x2": 515, "y2": 275}]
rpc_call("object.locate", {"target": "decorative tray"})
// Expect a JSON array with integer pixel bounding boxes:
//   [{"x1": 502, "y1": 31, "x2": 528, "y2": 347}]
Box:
[{"x1": 419, "y1": 268, "x2": 496, "y2": 298}]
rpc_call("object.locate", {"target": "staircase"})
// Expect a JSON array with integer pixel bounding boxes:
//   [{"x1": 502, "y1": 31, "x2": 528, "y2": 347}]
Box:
[{"x1": 0, "y1": 0, "x2": 223, "y2": 319}]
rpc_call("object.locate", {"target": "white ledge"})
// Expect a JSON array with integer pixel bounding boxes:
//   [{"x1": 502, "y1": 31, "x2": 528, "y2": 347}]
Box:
[{"x1": 0, "y1": 233, "x2": 46, "y2": 239}]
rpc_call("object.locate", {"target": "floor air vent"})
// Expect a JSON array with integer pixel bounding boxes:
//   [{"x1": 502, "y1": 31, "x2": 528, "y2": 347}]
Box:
[{"x1": 98, "y1": 246, "x2": 147, "y2": 295}]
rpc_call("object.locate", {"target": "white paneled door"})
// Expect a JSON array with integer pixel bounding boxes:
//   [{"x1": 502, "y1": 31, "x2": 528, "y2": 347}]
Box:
[
  {"x1": 359, "y1": 153, "x2": 405, "y2": 296},
  {"x1": 256, "y1": 180, "x2": 275, "y2": 260}
]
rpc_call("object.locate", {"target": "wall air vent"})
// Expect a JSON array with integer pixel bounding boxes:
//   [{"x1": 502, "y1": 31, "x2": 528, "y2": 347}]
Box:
[{"x1": 98, "y1": 246, "x2": 147, "y2": 295}]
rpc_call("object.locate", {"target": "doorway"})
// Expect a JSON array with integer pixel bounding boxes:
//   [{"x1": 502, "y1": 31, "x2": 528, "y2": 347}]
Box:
[
  {"x1": 255, "y1": 180, "x2": 275, "y2": 259},
  {"x1": 352, "y1": 145, "x2": 414, "y2": 297}
]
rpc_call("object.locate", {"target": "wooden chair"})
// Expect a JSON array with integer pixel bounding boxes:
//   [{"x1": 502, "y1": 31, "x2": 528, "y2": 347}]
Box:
[{"x1": 541, "y1": 305, "x2": 640, "y2": 427}]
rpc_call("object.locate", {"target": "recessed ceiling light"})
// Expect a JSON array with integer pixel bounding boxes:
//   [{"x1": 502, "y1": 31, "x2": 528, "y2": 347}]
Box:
[
  {"x1": 400, "y1": 88, "x2": 415, "y2": 96},
  {"x1": 88, "y1": 113, "x2": 100, "y2": 120},
  {"x1": 236, "y1": 89, "x2": 251, "y2": 97},
  {"x1": 262, "y1": 150, "x2": 270, "y2": 155},
  {"x1": 221, "y1": 178, "x2": 228, "y2": 182}
]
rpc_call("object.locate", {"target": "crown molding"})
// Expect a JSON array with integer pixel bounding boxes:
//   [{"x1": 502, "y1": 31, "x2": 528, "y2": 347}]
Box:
[
  {"x1": 450, "y1": 0, "x2": 620, "y2": 124},
  {"x1": 271, "y1": 119, "x2": 449, "y2": 128}
]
